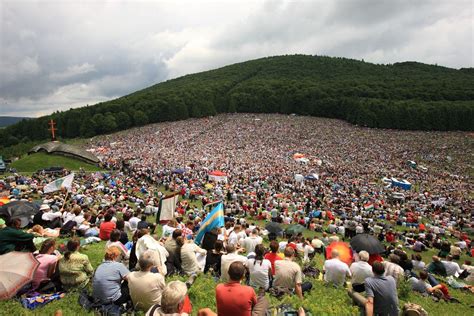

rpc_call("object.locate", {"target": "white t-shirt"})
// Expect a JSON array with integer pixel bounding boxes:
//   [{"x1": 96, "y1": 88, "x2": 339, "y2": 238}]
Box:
[
  {"x1": 248, "y1": 258, "x2": 272, "y2": 290},
  {"x1": 324, "y1": 258, "x2": 351, "y2": 286},
  {"x1": 350, "y1": 261, "x2": 373, "y2": 285},
  {"x1": 243, "y1": 236, "x2": 263, "y2": 254}
]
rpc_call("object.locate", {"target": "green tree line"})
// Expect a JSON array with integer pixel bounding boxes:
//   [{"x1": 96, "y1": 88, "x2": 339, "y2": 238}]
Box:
[{"x1": 1, "y1": 55, "x2": 473, "y2": 151}]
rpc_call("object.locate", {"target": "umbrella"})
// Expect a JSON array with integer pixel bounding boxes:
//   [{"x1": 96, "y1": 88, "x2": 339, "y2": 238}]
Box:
[
  {"x1": 0, "y1": 252, "x2": 40, "y2": 300},
  {"x1": 204, "y1": 183, "x2": 214, "y2": 190},
  {"x1": 0, "y1": 201, "x2": 39, "y2": 228},
  {"x1": 326, "y1": 241, "x2": 353, "y2": 266},
  {"x1": 265, "y1": 222, "x2": 283, "y2": 234},
  {"x1": 350, "y1": 233, "x2": 385, "y2": 255},
  {"x1": 0, "y1": 197, "x2": 9, "y2": 206},
  {"x1": 285, "y1": 224, "x2": 305, "y2": 236}
]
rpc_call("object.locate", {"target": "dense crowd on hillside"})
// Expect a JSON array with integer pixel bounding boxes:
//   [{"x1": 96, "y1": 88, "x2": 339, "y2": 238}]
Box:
[{"x1": 0, "y1": 114, "x2": 473, "y2": 315}]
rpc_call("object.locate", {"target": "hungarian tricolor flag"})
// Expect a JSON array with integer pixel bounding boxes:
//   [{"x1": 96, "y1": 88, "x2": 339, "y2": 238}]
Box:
[{"x1": 364, "y1": 202, "x2": 374, "y2": 211}]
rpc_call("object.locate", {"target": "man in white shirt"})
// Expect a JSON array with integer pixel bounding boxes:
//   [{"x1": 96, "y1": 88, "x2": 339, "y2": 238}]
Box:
[
  {"x1": 350, "y1": 251, "x2": 374, "y2": 292},
  {"x1": 442, "y1": 255, "x2": 462, "y2": 276},
  {"x1": 220, "y1": 244, "x2": 247, "y2": 282},
  {"x1": 323, "y1": 249, "x2": 351, "y2": 287},
  {"x1": 242, "y1": 229, "x2": 263, "y2": 254},
  {"x1": 40, "y1": 204, "x2": 62, "y2": 229}
]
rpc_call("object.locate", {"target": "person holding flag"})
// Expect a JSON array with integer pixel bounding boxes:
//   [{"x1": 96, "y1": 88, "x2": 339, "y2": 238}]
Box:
[{"x1": 195, "y1": 202, "x2": 225, "y2": 246}]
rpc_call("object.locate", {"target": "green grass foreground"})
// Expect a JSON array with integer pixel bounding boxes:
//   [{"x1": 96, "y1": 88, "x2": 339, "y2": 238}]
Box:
[
  {"x1": 1, "y1": 221, "x2": 473, "y2": 315},
  {"x1": 9, "y1": 153, "x2": 102, "y2": 173}
]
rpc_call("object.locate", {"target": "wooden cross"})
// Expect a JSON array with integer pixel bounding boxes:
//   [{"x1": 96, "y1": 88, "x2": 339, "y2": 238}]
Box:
[{"x1": 48, "y1": 119, "x2": 57, "y2": 141}]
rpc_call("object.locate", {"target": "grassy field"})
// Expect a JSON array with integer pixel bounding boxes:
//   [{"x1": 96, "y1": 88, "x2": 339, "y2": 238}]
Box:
[
  {"x1": 1, "y1": 220, "x2": 473, "y2": 316},
  {"x1": 9, "y1": 153, "x2": 102, "y2": 173}
]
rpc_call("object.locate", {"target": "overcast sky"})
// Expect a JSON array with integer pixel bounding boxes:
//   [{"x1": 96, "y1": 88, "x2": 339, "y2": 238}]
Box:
[{"x1": 1, "y1": 0, "x2": 472, "y2": 117}]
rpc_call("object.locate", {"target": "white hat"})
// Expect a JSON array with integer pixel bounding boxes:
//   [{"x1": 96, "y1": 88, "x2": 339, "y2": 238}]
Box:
[{"x1": 40, "y1": 204, "x2": 51, "y2": 211}]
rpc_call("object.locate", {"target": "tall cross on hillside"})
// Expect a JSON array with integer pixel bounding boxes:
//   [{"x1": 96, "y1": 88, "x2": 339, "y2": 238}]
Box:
[{"x1": 48, "y1": 119, "x2": 57, "y2": 141}]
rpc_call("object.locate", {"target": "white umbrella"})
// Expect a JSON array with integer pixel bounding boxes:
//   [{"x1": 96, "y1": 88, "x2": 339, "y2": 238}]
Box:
[{"x1": 0, "y1": 252, "x2": 40, "y2": 300}]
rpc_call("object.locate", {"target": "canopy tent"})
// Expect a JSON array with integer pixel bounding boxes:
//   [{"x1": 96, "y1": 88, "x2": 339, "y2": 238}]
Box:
[
  {"x1": 391, "y1": 178, "x2": 412, "y2": 190},
  {"x1": 208, "y1": 170, "x2": 228, "y2": 183}
]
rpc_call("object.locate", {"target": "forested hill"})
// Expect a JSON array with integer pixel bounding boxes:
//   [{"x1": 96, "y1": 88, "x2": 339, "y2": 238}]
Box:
[{"x1": 2, "y1": 55, "x2": 473, "y2": 148}]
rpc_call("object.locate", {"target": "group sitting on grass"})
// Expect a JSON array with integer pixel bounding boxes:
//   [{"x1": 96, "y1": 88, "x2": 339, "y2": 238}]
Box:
[{"x1": 1, "y1": 204, "x2": 473, "y2": 315}]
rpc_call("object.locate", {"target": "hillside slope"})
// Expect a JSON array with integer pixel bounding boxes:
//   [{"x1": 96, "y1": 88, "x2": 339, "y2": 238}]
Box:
[
  {"x1": 1, "y1": 55, "x2": 473, "y2": 148},
  {"x1": 0, "y1": 116, "x2": 29, "y2": 128}
]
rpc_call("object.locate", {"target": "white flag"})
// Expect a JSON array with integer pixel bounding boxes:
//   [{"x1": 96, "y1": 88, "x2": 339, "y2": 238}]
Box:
[
  {"x1": 44, "y1": 173, "x2": 75, "y2": 193},
  {"x1": 159, "y1": 193, "x2": 179, "y2": 221}
]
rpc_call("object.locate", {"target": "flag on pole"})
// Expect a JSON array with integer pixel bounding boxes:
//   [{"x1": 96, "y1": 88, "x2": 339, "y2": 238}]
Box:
[
  {"x1": 44, "y1": 173, "x2": 75, "y2": 193},
  {"x1": 195, "y1": 201, "x2": 224, "y2": 245},
  {"x1": 157, "y1": 193, "x2": 179, "y2": 222}
]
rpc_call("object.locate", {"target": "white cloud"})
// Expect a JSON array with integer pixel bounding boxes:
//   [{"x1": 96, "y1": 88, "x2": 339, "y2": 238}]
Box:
[{"x1": 0, "y1": 0, "x2": 472, "y2": 117}]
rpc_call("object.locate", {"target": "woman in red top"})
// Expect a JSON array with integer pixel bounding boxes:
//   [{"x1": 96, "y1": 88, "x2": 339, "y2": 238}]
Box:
[
  {"x1": 264, "y1": 240, "x2": 282, "y2": 275},
  {"x1": 99, "y1": 213, "x2": 116, "y2": 240}
]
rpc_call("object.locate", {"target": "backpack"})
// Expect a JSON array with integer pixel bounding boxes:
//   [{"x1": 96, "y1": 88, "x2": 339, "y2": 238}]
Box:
[{"x1": 302, "y1": 265, "x2": 321, "y2": 278}]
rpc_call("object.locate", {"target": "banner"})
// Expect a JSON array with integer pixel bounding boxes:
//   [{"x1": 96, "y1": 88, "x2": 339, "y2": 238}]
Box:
[
  {"x1": 43, "y1": 173, "x2": 74, "y2": 193},
  {"x1": 158, "y1": 193, "x2": 179, "y2": 222}
]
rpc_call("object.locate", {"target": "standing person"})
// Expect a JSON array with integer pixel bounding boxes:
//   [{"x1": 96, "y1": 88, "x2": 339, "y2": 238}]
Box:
[
  {"x1": 204, "y1": 240, "x2": 224, "y2": 276},
  {"x1": 274, "y1": 247, "x2": 312, "y2": 299},
  {"x1": 247, "y1": 244, "x2": 272, "y2": 291},
  {"x1": 216, "y1": 261, "x2": 268, "y2": 316},
  {"x1": 350, "y1": 251, "x2": 374, "y2": 293},
  {"x1": 58, "y1": 238, "x2": 94, "y2": 290},
  {"x1": 323, "y1": 249, "x2": 352, "y2": 287},
  {"x1": 365, "y1": 261, "x2": 399, "y2": 316}
]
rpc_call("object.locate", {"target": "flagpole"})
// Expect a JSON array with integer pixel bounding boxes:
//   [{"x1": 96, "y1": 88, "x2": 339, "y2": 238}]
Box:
[{"x1": 60, "y1": 189, "x2": 69, "y2": 212}]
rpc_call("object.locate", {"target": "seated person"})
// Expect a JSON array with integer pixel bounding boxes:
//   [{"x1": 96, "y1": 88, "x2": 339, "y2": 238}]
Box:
[
  {"x1": 128, "y1": 253, "x2": 166, "y2": 311},
  {"x1": 58, "y1": 238, "x2": 94, "y2": 290},
  {"x1": 324, "y1": 249, "x2": 352, "y2": 287},
  {"x1": 99, "y1": 213, "x2": 116, "y2": 241},
  {"x1": 106, "y1": 229, "x2": 130, "y2": 265},
  {"x1": 179, "y1": 237, "x2": 207, "y2": 275},
  {"x1": 427, "y1": 256, "x2": 447, "y2": 276},
  {"x1": 40, "y1": 204, "x2": 62, "y2": 229},
  {"x1": 274, "y1": 247, "x2": 312, "y2": 299},
  {"x1": 247, "y1": 244, "x2": 272, "y2": 291},
  {"x1": 216, "y1": 261, "x2": 268, "y2": 316},
  {"x1": 32, "y1": 239, "x2": 61, "y2": 292},
  {"x1": 92, "y1": 246, "x2": 130, "y2": 306},
  {"x1": 0, "y1": 218, "x2": 36, "y2": 254},
  {"x1": 146, "y1": 281, "x2": 191, "y2": 316},
  {"x1": 410, "y1": 270, "x2": 447, "y2": 296}
]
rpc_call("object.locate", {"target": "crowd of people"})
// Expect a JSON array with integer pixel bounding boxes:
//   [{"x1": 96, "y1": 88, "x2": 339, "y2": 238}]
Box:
[{"x1": 0, "y1": 113, "x2": 473, "y2": 315}]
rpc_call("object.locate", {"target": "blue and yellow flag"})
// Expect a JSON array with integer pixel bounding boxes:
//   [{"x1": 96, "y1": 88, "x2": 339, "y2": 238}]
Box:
[{"x1": 195, "y1": 202, "x2": 224, "y2": 245}]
